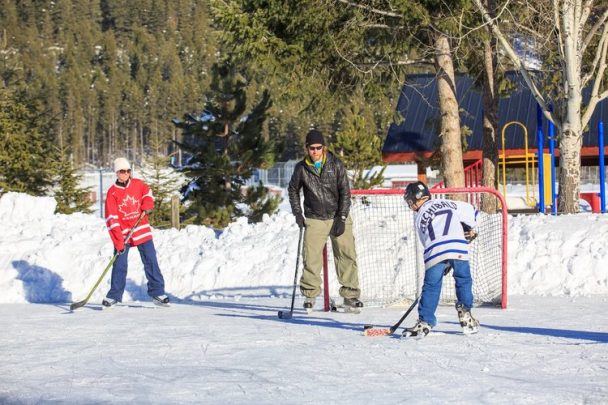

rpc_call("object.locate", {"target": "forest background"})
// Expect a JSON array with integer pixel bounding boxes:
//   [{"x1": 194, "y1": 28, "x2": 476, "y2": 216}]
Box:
[
  {"x1": 3, "y1": 0, "x2": 605, "y2": 224},
  {"x1": 0, "y1": 0, "x2": 403, "y2": 224}
]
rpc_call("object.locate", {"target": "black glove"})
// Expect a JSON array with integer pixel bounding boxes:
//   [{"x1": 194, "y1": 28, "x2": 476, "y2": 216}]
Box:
[
  {"x1": 143, "y1": 209, "x2": 153, "y2": 216},
  {"x1": 330, "y1": 216, "x2": 346, "y2": 237},
  {"x1": 295, "y1": 213, "x2": 305, "y2": 229},
  {"x1": 116, "y1": 247, "x2": 126, "y2": 255}
]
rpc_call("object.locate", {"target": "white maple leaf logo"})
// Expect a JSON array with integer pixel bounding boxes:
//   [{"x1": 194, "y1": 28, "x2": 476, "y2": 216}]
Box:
[{"x1": 118, "y1": 195, "x2": 140, "y2": 219}]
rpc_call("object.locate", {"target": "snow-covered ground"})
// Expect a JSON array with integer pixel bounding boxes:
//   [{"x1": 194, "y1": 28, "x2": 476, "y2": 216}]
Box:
[{"x1": 1, "y1": 192, "x2": 607, "y2": 404}]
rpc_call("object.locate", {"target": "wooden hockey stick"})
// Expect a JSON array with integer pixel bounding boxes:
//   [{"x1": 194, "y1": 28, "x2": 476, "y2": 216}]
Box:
[
  {"x1": 362, "y1": 295, "x2": 419, "y2": 336},
  {"x1": 70, "y1": 212, "x2": 146, "y2": 311}
]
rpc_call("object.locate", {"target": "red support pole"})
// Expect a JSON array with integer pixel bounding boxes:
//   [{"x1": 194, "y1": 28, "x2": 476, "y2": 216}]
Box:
[{"x1": 322, "y1": 244, "x2": 330, "y2": 311}]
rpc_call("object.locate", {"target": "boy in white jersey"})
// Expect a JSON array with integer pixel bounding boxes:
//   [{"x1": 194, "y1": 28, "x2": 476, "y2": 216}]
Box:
[{"x1": 403, "y1": 181, "x2": 480, "y2": 338}]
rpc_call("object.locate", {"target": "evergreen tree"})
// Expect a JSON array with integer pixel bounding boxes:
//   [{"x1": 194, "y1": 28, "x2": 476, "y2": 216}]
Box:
[
  {"x1": 52, "y1": 147, "x2": 94, "y2": 214},
  {"x1": 331, "y1": 102, "x2": 385, "y2": 189},
  {"x1": 0, "y1": 0, "x2": 218, "y2": 168},
  {"x1": 172, "y1": 61, "x2": 280, "y2": 228},
  {"x1": 138, "y1": 149, "x2": 187, "y2": 228},
  {"x1": 210, "y1": 0, "x2": 406, "y2": 152},
  {"x1": 0, "y1": 88, "x2": 55, "y2": 196},
  {"x1": 243, "y1": 182, "x2": 282, "y2": 224}
]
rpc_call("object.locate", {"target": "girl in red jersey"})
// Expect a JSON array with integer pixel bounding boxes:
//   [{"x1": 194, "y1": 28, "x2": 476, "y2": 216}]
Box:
[{"x1": 102, "y1": 157, "x2": 169, "y2": 307}]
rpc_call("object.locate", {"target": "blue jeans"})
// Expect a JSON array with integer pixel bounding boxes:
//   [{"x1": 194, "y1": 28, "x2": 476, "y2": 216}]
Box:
[
  {"x1": 107, "y1": 239, "x2": 165, "y2": 301},
  {"x1": 418, "y1": 259, "x2": 474, "y2": 327}
]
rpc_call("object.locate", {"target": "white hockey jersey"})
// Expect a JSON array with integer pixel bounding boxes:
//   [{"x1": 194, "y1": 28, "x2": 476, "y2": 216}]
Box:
[{"x1": 414, "y1": 198, "x2": 478, "y2": 269}]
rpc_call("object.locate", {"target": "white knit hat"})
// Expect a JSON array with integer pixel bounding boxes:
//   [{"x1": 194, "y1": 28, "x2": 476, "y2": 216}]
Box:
[{"x1": 114, "y1": 157, "x2": 131, "y2": 172}]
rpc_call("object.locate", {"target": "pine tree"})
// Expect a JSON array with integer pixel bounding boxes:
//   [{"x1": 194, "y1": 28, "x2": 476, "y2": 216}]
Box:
[
  {"x1": 52, "y1": 147, "x2": 94, "y2": 214},
  {"x1": 331, "y1": 102, "x2": 385, "y2": 189},
  {"x1": 243, "y1": 182, "x2": 282, "y2": 224},
  {"x1": 0, "y1": 88, "x2": 55, "y2": 196},
  {"x1": 210, "y1": 0, "x2": 402, "y2": 152},
  {"x1": 138, "y1": 149, "x2": 187, "y2": 228},
  {"x1": 172, "y1": 61, "x2": 280, "y2": 228}
]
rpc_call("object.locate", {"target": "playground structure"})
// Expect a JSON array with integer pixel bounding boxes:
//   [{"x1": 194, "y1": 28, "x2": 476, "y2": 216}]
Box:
[
  {"x1": 500, "y1": 121, "x2": 537, "y2": 208},
  {"x1": 433, "y1": 116, "x2": 607, "y2": 214},
  {"x1": 496, "y1": 106, "x2": 606, "y2": 214},
  {"x1": 383, "y1": 73, "x2": 608, "y2": 213}
]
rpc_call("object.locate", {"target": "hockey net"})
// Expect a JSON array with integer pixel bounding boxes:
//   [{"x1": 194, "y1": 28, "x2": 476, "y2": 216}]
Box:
[{"x1": 322, "y1": 187, "x2": 507, "y2": 309}]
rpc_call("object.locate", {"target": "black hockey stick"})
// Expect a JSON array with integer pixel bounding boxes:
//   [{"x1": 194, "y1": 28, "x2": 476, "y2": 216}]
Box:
[
  {"x1": 70, "y1": 212, "x2": 146, "y2": 311},
  {"x1": 363, "y1": 295, "x2": 419, "y2": 336},
  {"x1": 278, "y1": 226, "x2": 304, "y2": 320}
]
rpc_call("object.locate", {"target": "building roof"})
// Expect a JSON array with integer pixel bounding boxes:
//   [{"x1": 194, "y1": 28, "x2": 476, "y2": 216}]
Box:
[{"x1": 383, "y1": 72, "x2": 608, "y2": 165}]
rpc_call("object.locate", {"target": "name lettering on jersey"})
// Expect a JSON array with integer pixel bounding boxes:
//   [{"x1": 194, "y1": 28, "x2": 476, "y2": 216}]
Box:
[
  {"x1": 419, "y1": 200, "x2": 458, "y2": 234},
  {"x1": 118, "y1": 195, "x2": 141, "y2": 220}
]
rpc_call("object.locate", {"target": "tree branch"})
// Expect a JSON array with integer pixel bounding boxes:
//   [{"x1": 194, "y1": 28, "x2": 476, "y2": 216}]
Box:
[
  {"x1": 335, "y1": 0, "x2": 403, "y2": 19},
  {"x1": 582, "y1": 8, "x2": 608, "y2": 54},
  {"x1": 472, "y1": 0, "x2": 558, "y2": 127},
  {"x1": 553, "y1": 0, "x2": 565, "y2": 64},
  {"x1": 582, "y1": 23, "x2": 608, "y2": 126},
  {"x1": 582, "y1": 20, "x2": 608, "y2": 87},
  {"x1": 358, "y1": 59, "x2": 434, "y2": 66}
]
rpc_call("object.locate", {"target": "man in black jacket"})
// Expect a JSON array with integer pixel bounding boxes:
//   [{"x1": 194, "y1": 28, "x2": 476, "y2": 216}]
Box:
[{"x1": 288, "y1": 129, "x2": 362, "y2": 312}]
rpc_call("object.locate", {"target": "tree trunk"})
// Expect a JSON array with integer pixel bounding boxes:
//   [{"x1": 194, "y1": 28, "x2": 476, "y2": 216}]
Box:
[
  {"x1": 481, "y1": 0, "x2": 499, "y2": 213},
  {"x1": 557, "y1": 128, "x2": 582, "y2": 213},
  {"x1": 434, "y1": 33, "x2": 465, "y2": 190},
  {"x1": 557, "y1": 4, "x2": 583, "y2": 213}
]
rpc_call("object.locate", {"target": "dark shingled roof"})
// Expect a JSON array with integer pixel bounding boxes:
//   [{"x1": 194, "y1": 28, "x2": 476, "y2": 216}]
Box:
[{"x1": 383, "y1": 72, "x2": 608, "y2": 165}]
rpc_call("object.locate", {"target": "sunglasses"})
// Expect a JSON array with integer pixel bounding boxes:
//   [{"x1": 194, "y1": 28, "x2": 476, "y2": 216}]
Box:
[
  {"x1": 308, "y1": 145, "x2": 324, "y2": 151},
  {"x1": 117, "y1": 169, "x2": 131, "y2": 174}
]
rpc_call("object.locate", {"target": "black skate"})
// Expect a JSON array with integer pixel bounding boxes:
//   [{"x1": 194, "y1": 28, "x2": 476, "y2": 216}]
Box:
[
  {"x1": 402, "y1": 319, "x2": 432, "y2": 339},
  {"x1": 456, "y1": 303, "x2": 479, "y2": 334},
  {"x1": 330, "y1": 297, "x2": 363, "y2": 314},
  {"x1": 303, "y1": 297, "x2": 315, "y2": 314},
  {"x1": 152, "y1": 294, "x2": 170, "y2": 307}
]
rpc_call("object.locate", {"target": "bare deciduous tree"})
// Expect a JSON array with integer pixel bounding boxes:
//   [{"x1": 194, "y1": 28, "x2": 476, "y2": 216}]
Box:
[{"x1": 473, "y1": 0, "x2": 608, "y2": 213}]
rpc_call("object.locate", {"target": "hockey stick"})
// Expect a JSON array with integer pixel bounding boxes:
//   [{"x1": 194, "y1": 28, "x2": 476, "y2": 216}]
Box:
[
  {"x1": 70, "y1": 212, "x2": 146, "y2": 311},
  {"x1": 363, "y1": 264, "x2": 453, "y2": 336},
  {"x1": 278, "y1": 226, "x2": 304, "y2": 320},
  {"x1": 363, "y1": 295, "x2": 419, "y2": 336}
]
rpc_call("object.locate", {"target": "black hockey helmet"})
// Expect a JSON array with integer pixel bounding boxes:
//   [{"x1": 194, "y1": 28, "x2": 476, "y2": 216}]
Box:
[{"x1": 404, "y1": 181, "x2": 431, "y2": 209}]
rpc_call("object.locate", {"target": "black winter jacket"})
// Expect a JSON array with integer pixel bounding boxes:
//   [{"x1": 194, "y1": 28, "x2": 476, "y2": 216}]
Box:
[{"x1": 288, "y1": 152, "x2": 351, "y2": 220}]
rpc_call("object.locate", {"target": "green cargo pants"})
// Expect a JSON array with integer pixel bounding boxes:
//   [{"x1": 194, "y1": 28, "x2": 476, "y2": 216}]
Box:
[{"x1": 300, "y1": 216, "x2": 360, "y2": 299}]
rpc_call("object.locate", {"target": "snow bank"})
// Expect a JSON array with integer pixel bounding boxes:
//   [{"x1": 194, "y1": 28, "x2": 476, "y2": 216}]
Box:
[
  {"x1": 0, "y1": 192, "x2": 607, "y2": 304},
  {"x1": 0, "y1": 192, "x2": 56, "y2": 222},
  {"x1": 508, "y1": 214, "x2": 608, "y2": 295}
]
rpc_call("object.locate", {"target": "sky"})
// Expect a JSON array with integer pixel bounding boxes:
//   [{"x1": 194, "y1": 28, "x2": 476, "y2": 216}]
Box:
[{"x1": 0, "y1": 191, "x2": 607, "y2": 404}]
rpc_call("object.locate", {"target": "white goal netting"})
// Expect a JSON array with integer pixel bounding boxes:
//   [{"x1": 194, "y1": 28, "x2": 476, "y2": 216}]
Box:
[{"x1": 322, "y1": 187, "x2": 507, "y2": 308}]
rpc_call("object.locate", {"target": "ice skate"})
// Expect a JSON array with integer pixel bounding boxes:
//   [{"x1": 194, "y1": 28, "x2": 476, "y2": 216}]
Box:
[
  {"x1": 152, "y1": 294, "x2": 170, "y2": 307},
  {"x1": 102, "y1": 297, "x2": 117, "y2": 309},
  {"x1": 402, "y1": 319, "x2": 432, "y2": 339},
  {"x1": 456, "y1": 303, "x2": 479, "y2": 334}
]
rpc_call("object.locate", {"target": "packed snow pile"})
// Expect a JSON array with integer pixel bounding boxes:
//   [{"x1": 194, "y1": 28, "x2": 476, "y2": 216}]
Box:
[
  {"x1": 508, "y1": 214, "x2": 608, "y2": 295},
  {"x1": 0, "y1": 192, "x2": 607, "y2": 304}
]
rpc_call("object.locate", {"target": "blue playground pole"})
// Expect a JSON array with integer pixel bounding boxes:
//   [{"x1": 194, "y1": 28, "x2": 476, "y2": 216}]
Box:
[
  {"x1": 537, "y1": 105, "x2": 545, "y2": 213},
  {"x1": 599, "y1": 121, "x2": 606, "y2": 213},
  {"x1": 549, "y1": 120, "x2": 557, "y2": 215}
]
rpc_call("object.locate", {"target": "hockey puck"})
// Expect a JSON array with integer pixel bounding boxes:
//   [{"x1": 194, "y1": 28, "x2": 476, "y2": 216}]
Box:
[{"x1": 363, "y1": 324, "x2": 374, "y2": 330}]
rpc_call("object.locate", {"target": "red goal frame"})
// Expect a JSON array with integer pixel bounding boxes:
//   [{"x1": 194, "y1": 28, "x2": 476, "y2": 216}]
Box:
[{"x1": 322, "y1": 187, "x2": 508, "y2": 310}]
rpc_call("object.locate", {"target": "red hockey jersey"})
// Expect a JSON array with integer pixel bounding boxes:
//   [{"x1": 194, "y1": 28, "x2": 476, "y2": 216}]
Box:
[{"x1": 105, "y1": 178, "x2": 155, "y2": 250}]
